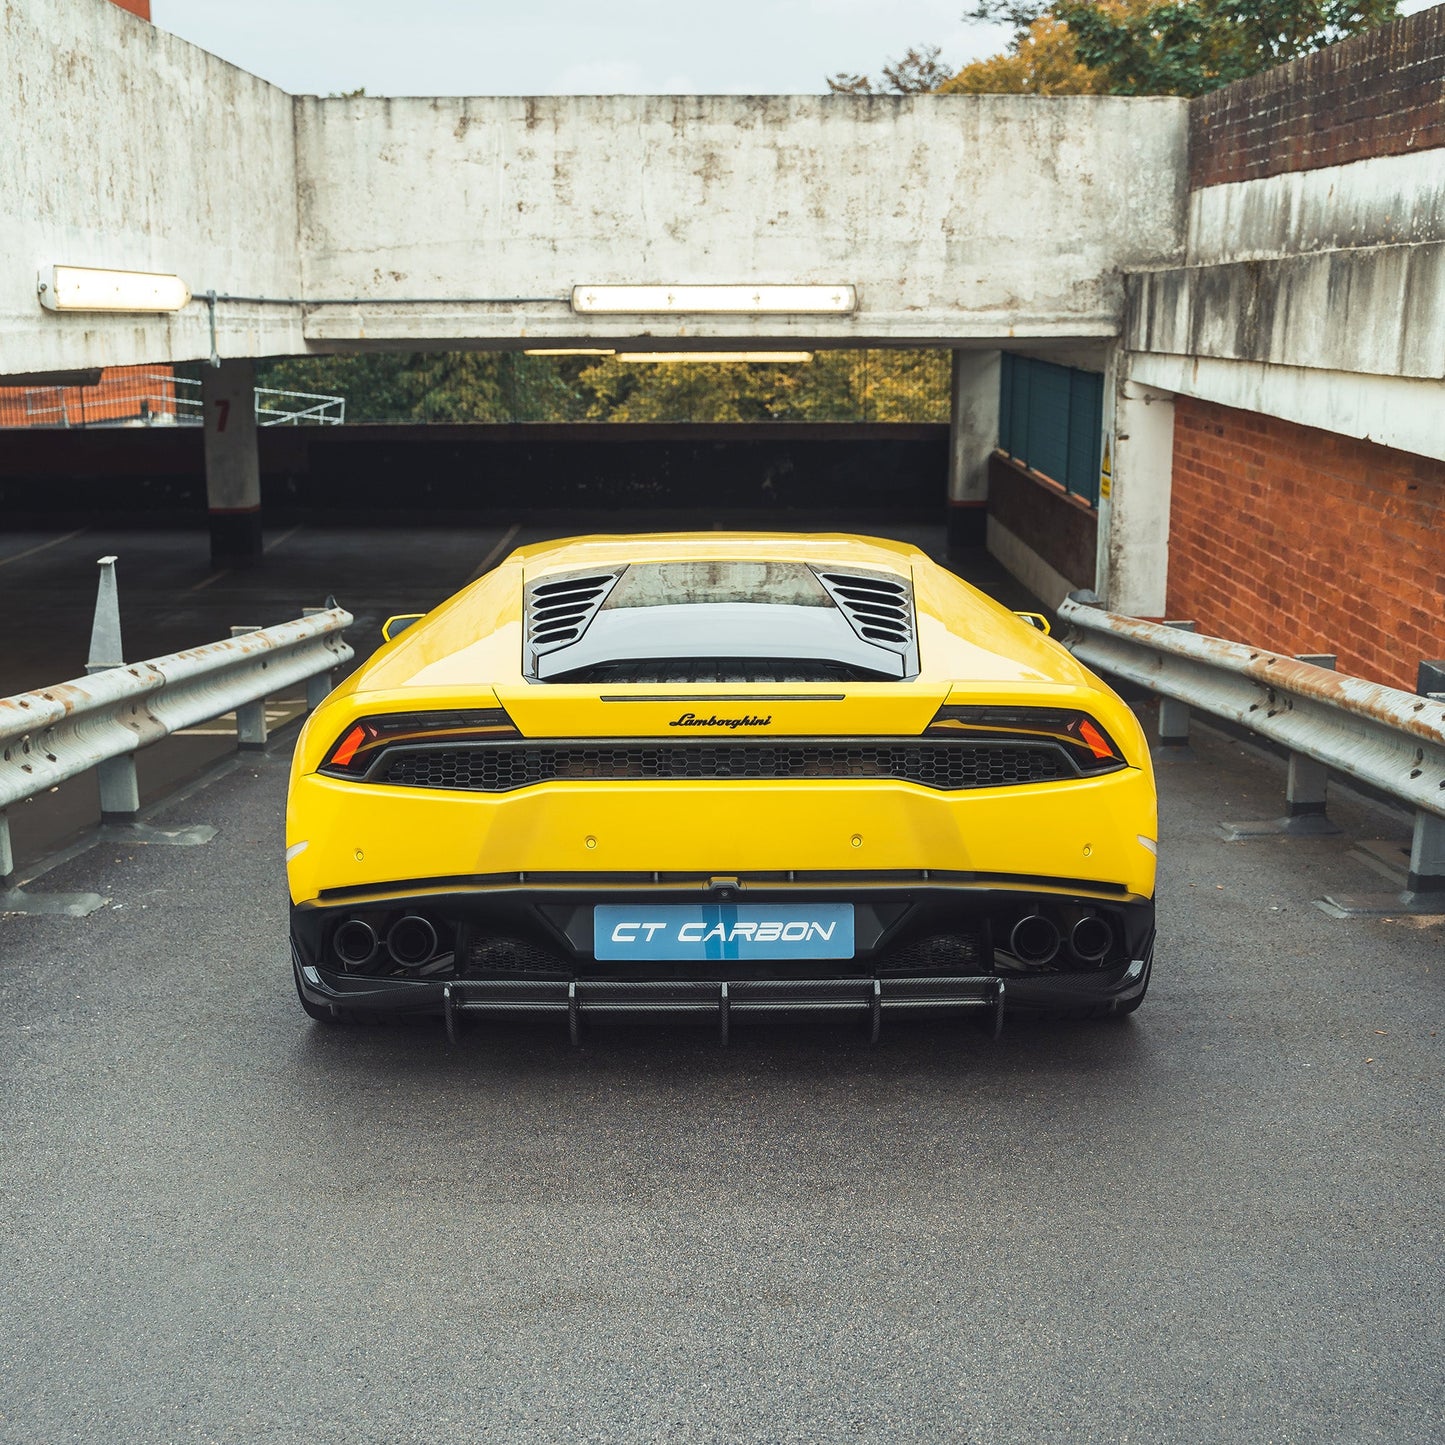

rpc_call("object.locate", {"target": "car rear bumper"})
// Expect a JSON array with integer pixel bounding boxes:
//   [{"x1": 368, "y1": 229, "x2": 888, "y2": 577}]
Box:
[{"x1": 291, "y1": 872, "x2": 1154, "y2": 1036}]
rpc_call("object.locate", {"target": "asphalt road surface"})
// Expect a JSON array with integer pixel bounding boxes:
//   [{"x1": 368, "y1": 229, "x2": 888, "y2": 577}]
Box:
[{"x1": 2, "y1": 684, "x2": 1441, "y2": 1441}]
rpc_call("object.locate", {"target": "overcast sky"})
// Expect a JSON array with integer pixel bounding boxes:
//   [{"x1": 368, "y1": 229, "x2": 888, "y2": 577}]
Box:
[
  {"x1": 148, "y1": 1, "x2": 1017, "y2": 97},
  {"x1": 148, "y1": 0, "x2": 1442, "y2": 98}
]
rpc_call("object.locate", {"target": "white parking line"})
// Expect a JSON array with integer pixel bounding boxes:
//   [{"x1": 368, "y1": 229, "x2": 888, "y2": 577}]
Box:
[
  {"x1": 0, "y1": 528, "x2": 86, "y2": 569},
  {"x1": 467, "y1": 523, "x2": 522, "y2": 582},
  {"x1": 177, "y1": 703, "x2": 299, "y2": 737}
]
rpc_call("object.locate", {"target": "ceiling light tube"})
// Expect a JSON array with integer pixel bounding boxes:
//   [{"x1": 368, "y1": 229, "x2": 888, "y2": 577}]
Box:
[
  {"x1": 572, "y1": 284, "x2": 856, "y2": 315},
  {"x1": 38, "y1": 265, "x2": 192, "y2": 313},
  {"x1": 617, "y1": 352, "x2": 814, "y2": 363}
]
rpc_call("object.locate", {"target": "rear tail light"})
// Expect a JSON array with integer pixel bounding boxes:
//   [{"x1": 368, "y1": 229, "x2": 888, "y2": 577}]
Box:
[
  {"x1": 926, "y1": 705, "x2": 1127, "y2": 775},
  {"x1": 319, "y1": 708, "x2": 519, "y2": 778}
]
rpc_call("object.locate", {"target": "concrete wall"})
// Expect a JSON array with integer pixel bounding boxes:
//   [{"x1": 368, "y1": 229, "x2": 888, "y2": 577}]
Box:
[
  {"x1": 1122, "y1": 8, "x2": 1445, "y2": 674},
  {"x1": 2, "y1": 6, "x2": 1189, "y2": 378},
  {"x1": 291, "y1": 94, "x2": 1187, "y2": 348},
  {"x1": 1, "y1": 0, "x2": 304, "y2": 377},
  {"x1": 0, "y1": 423, "x2": 950, "y2": 522},
  {"x1": 1121, "y1": 9, "x2": 1445, "y2": 464}
]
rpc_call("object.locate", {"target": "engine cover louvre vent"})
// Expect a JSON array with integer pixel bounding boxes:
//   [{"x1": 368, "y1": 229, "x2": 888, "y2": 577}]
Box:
[
  {"x1": 525, "y1": 568, "x2": 625, "y2": 661},
  {"x1": 813, "y1": 568, "x2": 918, "y2": 675}
]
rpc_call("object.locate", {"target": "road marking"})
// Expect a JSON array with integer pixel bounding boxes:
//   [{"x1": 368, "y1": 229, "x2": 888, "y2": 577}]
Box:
[
  {"x1": 177, "y1": 703, "x2": 298, "y2": 737},
  {"x1": 467, "y1": 523, "x2": 522, "y2": 582},
  {"x1": 265, "y1": 524, "x2": 303, "y2": 552},
  {"x1": 190, "y1": 569, "x2": 231, "y2": 592},
  {"x1": 0, "y1": 528, "x2": 86, "y2": 569}
]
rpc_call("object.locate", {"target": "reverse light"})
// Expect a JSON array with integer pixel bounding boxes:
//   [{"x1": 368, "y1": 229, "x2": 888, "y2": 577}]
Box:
[
  {"x1": 319, "y1": 709, "x2": 519, "y2": 779},
  {"x1": 926, "y1": 705, "x2": 1127, "y2": 776}
]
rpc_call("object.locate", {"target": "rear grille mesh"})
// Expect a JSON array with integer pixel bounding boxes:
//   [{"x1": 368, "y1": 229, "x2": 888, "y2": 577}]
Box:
[{"x1": 374, "y1": 740, "x2": 1073, "y2": 792}]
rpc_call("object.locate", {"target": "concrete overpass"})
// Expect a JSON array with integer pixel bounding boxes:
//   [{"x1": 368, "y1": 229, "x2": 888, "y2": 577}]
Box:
[{"x1": 3, "y1": 0, "x2": 1441, "y2": 672}]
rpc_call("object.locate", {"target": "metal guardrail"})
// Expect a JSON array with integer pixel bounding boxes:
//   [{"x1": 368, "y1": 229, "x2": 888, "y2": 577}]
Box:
[
  {"x1": 0, "y1": 559, "x2": 353, "y2": 913},
  {"x1": 1059, "y1": 593, "x2": 1445, "y2": 906}
]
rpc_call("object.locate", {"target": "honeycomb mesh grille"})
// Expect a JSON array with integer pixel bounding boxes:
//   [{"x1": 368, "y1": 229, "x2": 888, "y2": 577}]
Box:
[{"x1": 375, "y1": 741, "x2": 1072, "y2": 792}]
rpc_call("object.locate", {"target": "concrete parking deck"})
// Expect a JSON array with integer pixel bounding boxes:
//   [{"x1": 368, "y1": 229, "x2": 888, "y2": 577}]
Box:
[{"x1": 0, "y1": 710, "x2": 1440, "y2": 1443}]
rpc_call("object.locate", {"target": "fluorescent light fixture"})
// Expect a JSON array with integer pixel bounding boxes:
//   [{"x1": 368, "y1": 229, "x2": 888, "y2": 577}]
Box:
[
  {"x1": 38, "y1": 265, "x2": 191, "y2": 313},
  {"x1": 618, "y1": 352, "x2": 815, "y2": 364},
  {"x1": 572, "y1": 284, "x2": 856, "y2": 315},
  {"x1": 522, "y1": 347, "x2": 617, "y2": 356}
]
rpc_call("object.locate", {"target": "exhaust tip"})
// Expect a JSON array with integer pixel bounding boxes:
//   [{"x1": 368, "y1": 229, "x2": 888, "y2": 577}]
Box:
[
  {"x1": 1009, "y1": 913, "x2": 1060, "y2": 965},
  {"x1": 387, "y1": 914, "x2": 438, "y2": 967},
  {"x1": 1069, "y1": 916, "x2": 1114, "y2": 964},
  {"x1": 333, "y1": 918, "x2": 379, "y2": 967}
]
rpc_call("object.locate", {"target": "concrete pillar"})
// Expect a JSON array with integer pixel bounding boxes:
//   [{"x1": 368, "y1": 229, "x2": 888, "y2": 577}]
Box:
[
  {"x1": 202, "y1": 359, "x2": 262, "y2": 563},
  {"x1": 946, "y1": 350, "x2": 1000, "y2": 550},
  {"x1": 1095, "y1": 353, "x2": 1176, "y2": 615}
]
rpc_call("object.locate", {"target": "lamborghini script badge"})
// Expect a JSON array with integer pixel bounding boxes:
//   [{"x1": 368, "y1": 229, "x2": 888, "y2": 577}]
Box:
[{"x1": 668, "y1": 712, "x2": 773, "y2": 729}]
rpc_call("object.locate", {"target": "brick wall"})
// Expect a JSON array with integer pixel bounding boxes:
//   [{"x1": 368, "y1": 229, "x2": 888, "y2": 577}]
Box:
[
  {"x1": 1190, "y1": 7, "x2": 1444, "y2": 188},
  {"x1": 988, "y1": 453, "x2": 1097, "y2": 590},
  {"x1": 1167, "y1": 398, "x2": 1445, "y2": 689}
]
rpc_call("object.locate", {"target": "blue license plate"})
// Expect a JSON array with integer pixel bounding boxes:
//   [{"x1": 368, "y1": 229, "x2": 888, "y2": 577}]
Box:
[{"x1": 594, "y1": 903, "x2": 855, "y2": 961}]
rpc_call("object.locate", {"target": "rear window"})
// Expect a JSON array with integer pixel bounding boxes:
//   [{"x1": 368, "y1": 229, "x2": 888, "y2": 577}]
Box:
[{"x1": 599, "y1": 561, "x2": 831, "y2": 610}]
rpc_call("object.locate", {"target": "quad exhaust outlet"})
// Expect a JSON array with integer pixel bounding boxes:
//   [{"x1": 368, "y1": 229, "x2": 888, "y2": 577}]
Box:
[
  {"x1": 333, "y1": 918, "x2": 379, "y2": 967},
  {"x1": 387, "y1": 914, "x2": 438, "y2": 967},
  {"x1": 1009, "y1": 913, "x2": 1061, "y2": 965},
  {"x1": 1069, "y1": 916, "x2": 1113, "y2": 964}
]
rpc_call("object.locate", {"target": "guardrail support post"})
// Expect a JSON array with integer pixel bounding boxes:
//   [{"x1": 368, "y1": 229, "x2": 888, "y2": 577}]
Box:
[
  {"x1": 1155, "y1": 622, "x2": 1195, "y2": 749},
  {"x1": 0, "y1": 808, "x2": 108, "y2": 916},
  {"x1": 231, "y1": 626, "x2": 269, "y2": 748},
  {"x1": 1221, "y1": 654, "x2": 1344, "y2": 840},
  {"x1": 1407, "y1": 662, "x2": 1445, "y2": 893},
  {"x1": 1408, "y1": 812, "x2": 1445, "y2": 894},
  {"x1": 1286, "y1": 654, "x2": 1337, "y2": 818},
  {"x1": 97, "y1": 755, "x2": 142, "y2": 825},
  {"x1": 302, "y1": 607, "x2": 335, "y2": 710},
  {"x1": 1316, "y1": 659, "x2": 1445, "y2": 917}
]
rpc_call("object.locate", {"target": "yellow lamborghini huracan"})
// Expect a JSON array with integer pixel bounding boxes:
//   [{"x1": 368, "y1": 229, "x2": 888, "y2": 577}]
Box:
[{"x1": 287, "y1": 533, "x2": 1156, "y2": 1038}]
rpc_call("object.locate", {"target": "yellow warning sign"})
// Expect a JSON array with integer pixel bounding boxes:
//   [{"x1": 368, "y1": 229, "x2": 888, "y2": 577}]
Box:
[{"x1": 1100, "y1": 438, "x2": 1113, "y2": 500}]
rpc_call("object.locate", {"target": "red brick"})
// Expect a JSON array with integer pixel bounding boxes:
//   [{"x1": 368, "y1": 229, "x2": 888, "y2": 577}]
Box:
[
  {"x1": 1166, "y1": 398, "x2": 1445, "y2": 690},
  {"x1": 1190, "y1": 8, "x2": 1445, "y2": 187}
]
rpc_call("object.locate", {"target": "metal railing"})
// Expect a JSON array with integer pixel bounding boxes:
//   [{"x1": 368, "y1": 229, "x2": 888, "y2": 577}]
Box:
[
  {"x1": 254, "y1": 388, "x2": 346, "y2": 426},
  {"x1": 0, "y1": 369, "x2": 345, "y2": 429},
  {"x1": 1059, "y1": 593, "x2": 1445, "y2": 911},
  {"x1": 0, "y1": 558, "x2": 353, "y2": 914}
]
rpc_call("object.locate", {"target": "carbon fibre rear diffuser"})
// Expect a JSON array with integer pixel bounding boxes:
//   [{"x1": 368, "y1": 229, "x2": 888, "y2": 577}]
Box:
[{"x1": 441, "y1": 974, "x2": 1007, "y2": 1045}]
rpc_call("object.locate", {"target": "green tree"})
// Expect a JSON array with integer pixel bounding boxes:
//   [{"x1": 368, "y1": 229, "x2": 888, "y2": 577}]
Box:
[
  {"x1": 838, "y1": 0, "x2": 1400, "y2": 98},
  {"x1": 1054, "y1": 0, "x2": 1400, "y2": 96},
  {"x1": 575, "y1": 352, "x2": 949, "y2": 424},
  {"x1": 939, "y1": 15, "x2": 1109, "y2": 94},
  {"x1": 828, "y1": 44, "x2": 958, "y2": 94}
]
